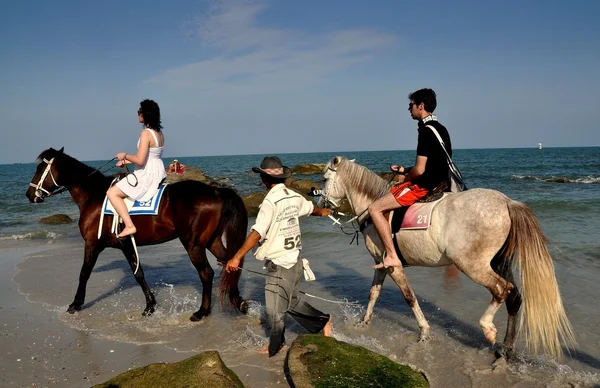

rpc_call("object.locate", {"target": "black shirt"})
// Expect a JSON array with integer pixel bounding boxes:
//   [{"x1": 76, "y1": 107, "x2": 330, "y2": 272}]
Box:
[{"x1": 411, "y1": 118, "x2": 451, "y2": 191}]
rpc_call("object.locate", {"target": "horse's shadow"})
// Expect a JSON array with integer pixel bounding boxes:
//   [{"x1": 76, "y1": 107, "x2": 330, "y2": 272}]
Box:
[
  {"x1": 80, "y1": 253, "x2": 214, "y2": 311},
  {"x1": 317, "y1": 260, "x2": 600, "y2": 371}
]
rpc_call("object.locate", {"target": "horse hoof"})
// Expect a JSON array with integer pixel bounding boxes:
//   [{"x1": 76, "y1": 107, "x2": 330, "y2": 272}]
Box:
[
  {"x1": 67, "y1": 304, "x2": 82, "y2": 314},
  {"x1": 239, "y1": 300, "x2": 249, "y2": 315},
  {"x1": 495, "y1": 346, "x2": 516, "y2": 361},
  {"x1": 190, "y1": 311, "x2": 210, "y2": 322},
  {"x1": 142, "y1": 306, "x2": 155, "y2": 316},
  {"x1": 418, "y1": 328, "x2": 432, "y2": 342}
]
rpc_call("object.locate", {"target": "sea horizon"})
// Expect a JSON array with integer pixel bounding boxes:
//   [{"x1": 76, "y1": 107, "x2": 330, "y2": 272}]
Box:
[{"x1": 3, "y1": 145, "x2": 599, "y2": 166}]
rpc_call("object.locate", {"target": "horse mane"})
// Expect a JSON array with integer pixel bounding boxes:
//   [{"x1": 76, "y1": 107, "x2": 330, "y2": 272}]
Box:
[
  {"x1": 37, "y1": 148, "x2": 113, "y2": 193},
  {"x1": 335, "y1": 157, "x2": 390, "y2": 201}
]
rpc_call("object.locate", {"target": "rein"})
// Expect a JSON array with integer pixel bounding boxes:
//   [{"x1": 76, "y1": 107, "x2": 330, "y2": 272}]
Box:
[
  {"x1": 321, "y1": 168, "x2": 397, "y2": 245},
  {"x1": 88, "y1": 157, "x2": 117, "y2": 177}
]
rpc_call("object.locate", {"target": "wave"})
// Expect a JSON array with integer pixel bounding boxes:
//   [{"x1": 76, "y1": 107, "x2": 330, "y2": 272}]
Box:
[
  {"x1": 512, "y1": 175, "x2": 600, "y2": 184},
  {"x1": 0, "y1": 231, "x2": 61, "y2": 240}
]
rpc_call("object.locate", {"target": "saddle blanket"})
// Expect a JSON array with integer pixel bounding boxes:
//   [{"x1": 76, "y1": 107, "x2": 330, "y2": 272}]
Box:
[
  {"x1": 400, "y1": 195, "x2": 445, "y2": 230},
  {"x1": 102, "y1": 184, "x2": 167, "y2": 216}
]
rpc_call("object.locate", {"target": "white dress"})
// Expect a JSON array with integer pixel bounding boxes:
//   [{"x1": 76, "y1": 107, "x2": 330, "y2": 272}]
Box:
[{"x1": 116, "y1": 128, "x2": 166, "y2": 202}]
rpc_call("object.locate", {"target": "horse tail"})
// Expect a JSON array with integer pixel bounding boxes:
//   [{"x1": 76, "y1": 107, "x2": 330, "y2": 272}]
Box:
[
  {"x1": 217, "y1": 188, "x2": 248, "y2": 310},
  {"x1": 505, "y1": 200, "x2": 576, "y2": 359}
]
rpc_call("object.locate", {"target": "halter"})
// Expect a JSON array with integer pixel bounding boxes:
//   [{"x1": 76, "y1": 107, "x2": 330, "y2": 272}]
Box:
[
  {"x1": 320, "y1": 162, "x2": 397, "y2": 244},
  {"x1": 29, "y1": 158, "x2": 66, "y2": 200}
]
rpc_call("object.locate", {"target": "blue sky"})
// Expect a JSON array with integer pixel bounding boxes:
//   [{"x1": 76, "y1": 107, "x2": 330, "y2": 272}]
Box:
[{"x1": 1, "y1": 0, "x2": 599, "y2": 163}]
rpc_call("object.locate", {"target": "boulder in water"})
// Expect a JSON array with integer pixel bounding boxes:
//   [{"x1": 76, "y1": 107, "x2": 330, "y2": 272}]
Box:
[
  {"x1": 286, "y1": 334, "x2": 429, "y2": 388},
  {"x1": 39, "y1": 214, "x2": 73, "y2": 225},
  {"x1": 291, "y1": 163, "x2": 326, "y2": 175},
  {"x1": 242, "y1": 191, "x2": 267, "y2": 217},
  {"x1": 92, "y1": 351, "x2": 244, "y2": 388}
]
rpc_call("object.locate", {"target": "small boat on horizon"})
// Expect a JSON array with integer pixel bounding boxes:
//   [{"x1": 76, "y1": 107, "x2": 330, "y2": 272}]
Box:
[{"x1": 538, "y1": 143, "x2": 543, "y2": 150}]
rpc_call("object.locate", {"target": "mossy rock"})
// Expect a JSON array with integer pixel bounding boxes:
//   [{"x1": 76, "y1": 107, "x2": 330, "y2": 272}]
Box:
[
  {"x1": 92, "y1": 351, "x2": 244, "y2": 388},
  {"x1": 291, "y1": 163, "x2": 326, "y2": 175},
  {"x1": 287, "y1": 335, "x2": 428, "y2": 388},
  {"x1": 39, "y1": 214, "x2": 73, "y2": 225}
]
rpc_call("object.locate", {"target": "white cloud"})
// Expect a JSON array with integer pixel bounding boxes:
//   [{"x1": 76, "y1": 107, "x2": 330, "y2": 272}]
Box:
[{"x1": 146, "y1": 0, "x2": 397, "y2": 97}]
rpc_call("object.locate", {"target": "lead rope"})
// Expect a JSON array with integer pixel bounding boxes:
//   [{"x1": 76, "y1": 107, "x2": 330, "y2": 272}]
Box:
[{"x1": 217, "y1": 262, "x2": 360, "y2": 306}]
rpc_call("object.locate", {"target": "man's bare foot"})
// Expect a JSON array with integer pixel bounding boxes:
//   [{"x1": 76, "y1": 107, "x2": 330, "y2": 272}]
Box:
[
  {"x1": 373, "y1": 255, "x2": 402, "y2": 269},
  {"x1": 323, "y1": 316, "x2": 333, "y2": 337},
  {"x1": 117, "y1": 226, "x2": 136, "y2": 238},
  {"x1": 259, "y1": 345, "x2": 287, "y2": 355}
]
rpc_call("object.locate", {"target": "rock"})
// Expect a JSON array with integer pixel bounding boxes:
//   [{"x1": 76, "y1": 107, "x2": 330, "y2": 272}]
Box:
[
  {"x1": 286, "y1": 334, "x2": 429, "y2": 388},
  {"x1": 546, "y1": 177, "x2": 569, "y2": 183},
  {"x1": 242, "y1": 191, "x2": 267, "y2": 217},
  {"x1": 39, "y1": 214, "x2": 73, "y2": 225},
  {"x1": 92, "y1": 351, "x2": 244, "y2": 388},
  {"x1": 165, "y1": 166, "x2": 211, "y2": 184},
  {"x1": 377, "y1": 172, "x2": 405, "y2": 184},
  {"x1": 291, "y1": 163, "x2": 326, "y2": 175},
  {"x1": 285, "y1": 178, "x2": 321, "y2": 200}
]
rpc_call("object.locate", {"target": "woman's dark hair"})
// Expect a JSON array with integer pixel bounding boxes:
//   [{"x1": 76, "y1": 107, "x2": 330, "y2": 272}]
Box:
[
  {"x1": 260, "y1": 172, "x2": 286, "y2": 185},
  {"x1": 408, "y1": 88, "x2": 437, "y2": 113},
  {"x1": 139, "y1": 99, "x2": 163, "y2": 131}
]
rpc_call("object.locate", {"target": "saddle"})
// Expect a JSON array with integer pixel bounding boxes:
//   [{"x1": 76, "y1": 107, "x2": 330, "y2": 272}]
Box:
[
  {"x1": 98, "y1": 181, "x2": 168, "y2": 239},
  {"x1": 360, "y1": 181, "x2": 450, "y2": 266}
]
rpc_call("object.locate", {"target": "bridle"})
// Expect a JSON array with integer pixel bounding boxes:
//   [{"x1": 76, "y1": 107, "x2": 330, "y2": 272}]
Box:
[
  {"x1": 29, "y1": 158, "x2": 66, "y2": 200},
  {"x1": 320, "y1": 163, "x2": 397, "y2": 241}
]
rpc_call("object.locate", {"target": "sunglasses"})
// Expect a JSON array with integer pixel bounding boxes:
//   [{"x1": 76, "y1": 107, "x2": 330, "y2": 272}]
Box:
[{"x1": 137, "y1": 108, "x2": 143, "y2": 115}]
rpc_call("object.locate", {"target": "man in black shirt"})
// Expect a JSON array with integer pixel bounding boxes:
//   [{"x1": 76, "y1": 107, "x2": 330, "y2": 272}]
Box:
[{"x1": 368, "y1": 88, "x2": 452, "y2": 269}]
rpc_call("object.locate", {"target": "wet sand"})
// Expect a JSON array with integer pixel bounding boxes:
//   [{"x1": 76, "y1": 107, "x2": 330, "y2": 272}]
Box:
[{"x1": 2, "y1": 240, "x2": 600, "y2": 388}]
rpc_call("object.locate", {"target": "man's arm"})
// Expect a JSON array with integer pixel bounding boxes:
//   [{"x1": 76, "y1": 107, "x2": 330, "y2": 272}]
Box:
[
  {"x1": 404, "y1": 155, "x2": 427, "y2": 182},
  {"x1": 225, "y1": 230, "x2": 262, "y2": 272}
]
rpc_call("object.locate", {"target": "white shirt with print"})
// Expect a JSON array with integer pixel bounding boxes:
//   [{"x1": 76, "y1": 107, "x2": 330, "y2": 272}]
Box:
[{"x1": 252, "y1": 184, "x2": 314, "y2": 269}]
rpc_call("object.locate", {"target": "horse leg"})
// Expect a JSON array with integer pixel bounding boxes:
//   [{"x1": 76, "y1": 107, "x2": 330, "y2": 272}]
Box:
[
  {"x1": 209, "y1": 237, "x2": 245, "y2": 312},
  {"x1": 492, "y1": 259, "x2": 521, "y2": 360},
  {"x1": 187, "y1": 245, "x2": 214, "y2": 321},
  {"x1": 387, "y1": 266, "x2": 431, "y2": 340},
  {"x1": 460, "y1": 264, "x2": 513, "y2": 346},
  {"x1": 363, "y1": 268, "x2": 388, "y2": 324},
  {"x1": 121, "y1": 242, "x2": 156, "y2": 316},
  {"x1": 68, "y1": 241, "x2": 105, "y2": 313}
]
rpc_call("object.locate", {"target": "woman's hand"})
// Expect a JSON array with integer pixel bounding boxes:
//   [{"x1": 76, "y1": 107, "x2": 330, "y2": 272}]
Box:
[
  {"x1": 116, "y1": 160, "x2": 125, "y2": 167},
  {"x1": 116, "y1": 152, "x2": 127, "y2": 161}
]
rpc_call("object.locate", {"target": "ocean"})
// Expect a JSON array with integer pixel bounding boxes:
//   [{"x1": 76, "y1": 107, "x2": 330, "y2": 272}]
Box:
[{"x1": 2, "y1": 147, "x2": 600, "y2": 387}]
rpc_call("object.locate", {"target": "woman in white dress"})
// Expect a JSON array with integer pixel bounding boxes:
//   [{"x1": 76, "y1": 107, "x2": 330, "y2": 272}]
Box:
[{"x1": 107, "y1": 99, "x2": 167, "y2": 238}]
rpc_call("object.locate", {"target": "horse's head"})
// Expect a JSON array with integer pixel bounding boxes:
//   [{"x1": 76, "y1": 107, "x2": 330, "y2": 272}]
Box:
[
  {"x1": 318, "y1": 156, "x2": 351, "y2": 209},
  {"x1": 26, "y1": 147, "x2": 67, "y2": 203}
]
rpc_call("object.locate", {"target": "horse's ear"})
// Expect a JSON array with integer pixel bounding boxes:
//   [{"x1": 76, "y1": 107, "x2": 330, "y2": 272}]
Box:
[
  {"x1": 58, "y1": 147, "x2": 64, "y2": 153},
  {"x1": 332, "y1": 157, "x2": 339, "y2": 166}
]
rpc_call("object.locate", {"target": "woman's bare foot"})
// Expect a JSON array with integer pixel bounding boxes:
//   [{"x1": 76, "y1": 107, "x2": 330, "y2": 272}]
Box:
[
  {"x1": 373, "y1": 255, "x2": 402, "y2": 269},
  {"x1": 117, "y1": 225, "x2": 137, "y2": 238},
  {"x1": 323, "y1": 316, "x2": 333, "y2": 337}
]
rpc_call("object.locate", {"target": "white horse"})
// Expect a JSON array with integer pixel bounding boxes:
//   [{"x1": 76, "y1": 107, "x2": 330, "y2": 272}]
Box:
[{"x1": 319, "y1": 156, "x2": 576, "y2": 360}]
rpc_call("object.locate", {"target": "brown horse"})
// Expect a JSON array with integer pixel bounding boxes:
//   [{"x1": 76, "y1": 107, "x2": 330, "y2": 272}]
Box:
[{"x1": 25, "y1": 147, "x2": 247, "y2": 321}]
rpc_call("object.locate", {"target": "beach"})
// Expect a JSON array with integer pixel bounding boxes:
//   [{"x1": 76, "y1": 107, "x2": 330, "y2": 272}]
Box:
[{"x1": 2, "y1": 148, "x2": 600, "y2": 387}]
